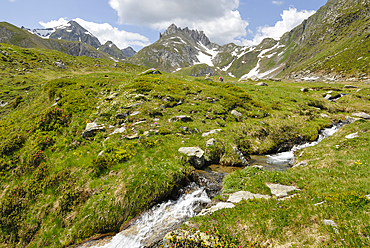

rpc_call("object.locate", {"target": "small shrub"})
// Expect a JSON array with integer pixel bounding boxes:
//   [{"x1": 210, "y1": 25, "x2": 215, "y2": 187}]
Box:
[
  {"x1": 35, "y1": 107, "x2": 70, "y2": 132},
  {"x1": 0, "y1": 133, "x2": 26, "y2": 156},
  {"x1": 12, "y1": 95, "x2": 23, "y2": 108},
  {"x1": 89, "y1": 157, "x2": 114, "y2": 177}
]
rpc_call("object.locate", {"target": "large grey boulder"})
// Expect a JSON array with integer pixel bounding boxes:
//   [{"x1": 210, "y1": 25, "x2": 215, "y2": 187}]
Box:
[
  {"x1": 202, "y1": 129, "x2": 222, "y2": 137},
  {"x1": 352, "y1": 112, "x2": 370, "y2": 119},
  {"x1": 266, "y1": 183, "x2": 300, "y2": 198},
  {"x1": 231, "y1": 110, "x2": 242, "y2": 118},
  {"x1": 178, "y1": 147, "x2": 205, "y2": 169},
  {"x1": 82, "y1": 122, "x2": 105, "y2": 138},
  {"x1": 228, "y1": 191, "x2": 271, "y2": 203}
]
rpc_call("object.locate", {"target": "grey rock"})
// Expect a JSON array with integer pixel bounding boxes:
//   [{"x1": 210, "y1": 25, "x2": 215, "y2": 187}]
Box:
[
  {"x1": 178, "y1": 147, "x2": 205, "y2": 169},
  {"x1": 233, "y1": 147, "x2": 249, "y2": 166},
  {"x1": 115, "y1": 113, "x2": 128, "y2": 119},
  {"x1": 199, "y1": 202, "x2": 235, "y2": 216},
  {"x1": 172, "y1": 115, "x2": 192, "y2": 122},
  {"x1": 301, "y1": 88, "x2": 309, "y2": 92},
  {"x1": 345, "y1": 132, "x2": 359, "y2": 139},
  {"x1": 177, "y1": 99, "x2": 184, "y2": 105},
  {"x1": 206, "y1": 138, "x2": 217, "y2": 147},
  {"x1": 266, "y1": 183, "x2": 300, "y2": 198},
  {"x1": 110, "y1": 127, "x2": 126, "y2": 135},
  {"x1": 125, "y1": 133, "x2": 139, "y2": 140},
  {"x1": 140, "y1": 68, "x2": 161, "y2": 75},
  {"x1": 54, "y1": 61, "x2": 65, "y2": 69},
  {"x1": 130, "y1": 111, "x2": 141, "y2": 116},
  {"x1": 293, "y1": 161, "x2": 308, "y2": 168},
  {"x1": 352, "y1": 112, "x2": 370, "y2": 119},
  {"x1": 82, "y1": 122, "x2": 105, "y2": 138},
  {"x1": 124, "y1": 102, "x2": 143, "y2": 109},
  {"x1": 320, "y1": 113, "x2": 329, "y2": 118},
  {"x1": 202, "y1": 129, "x2": 222, "y2": 137},
  {"x1": 0, "y1": 100, "x2": 8, "y2": 107},
  {"x1": 228, "y1": 191, "x2": 271, "y2": 203},
  {"x1": 256, "y1": 82, "x2": 268, "y2": 86},
  {"x1": 344, "y1": 85, "x2": 358, "y2": 89},
  {"x1": 132, "y1": 120, "x2": 146, "y2": 126},
  {"x1": 105, "y1": 92, "x2": 118, "y2": 101},
  {"x1": 231, "y1": 110, "x2": 242, "y2": 118}
]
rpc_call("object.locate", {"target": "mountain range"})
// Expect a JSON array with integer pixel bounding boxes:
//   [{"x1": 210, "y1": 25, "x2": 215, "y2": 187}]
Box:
[{"x1": 1, "y1": 0, "x2": 369, "y2": 81}]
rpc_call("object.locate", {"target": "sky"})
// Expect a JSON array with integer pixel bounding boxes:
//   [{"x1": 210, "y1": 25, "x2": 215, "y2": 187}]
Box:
[{"x1": 0, "y1": 0, "x2": 328, "y2": 51}]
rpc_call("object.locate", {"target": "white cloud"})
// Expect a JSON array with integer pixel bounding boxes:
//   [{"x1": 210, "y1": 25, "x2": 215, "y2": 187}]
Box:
[
  {"x1": 39, "y1": 17, "x2": 69, "y2": 28},
  {"x1": 272, "y1": 1, "x2": 284, "y2": 6},
  {"x1": 240, "y1": 7, "x2": 316, "y2": 46},
  {"x1": 109, "y1": 0, "x2": 249, "y2": 45},
  {"x1": 39, "y1": 18, "x2": 150, "y2": 49}
]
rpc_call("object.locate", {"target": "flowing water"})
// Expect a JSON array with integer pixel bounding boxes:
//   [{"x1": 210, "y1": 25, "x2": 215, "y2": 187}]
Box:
[
  {"x1": 250, "y1": 123, "x2": 344, "y2": 171},
  {"x1": 80, "y1": 123, "x2": 346, "y2": 247},
  {"x1": 84, "y1": 183, "x2": 211, "y2": 248}
]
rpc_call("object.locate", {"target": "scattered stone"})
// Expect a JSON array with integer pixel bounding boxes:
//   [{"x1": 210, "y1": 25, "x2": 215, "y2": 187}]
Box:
[
  {"x1": 124, "y1": 102, "x2": 143, "y2": 109},
  {"x1": 82, "y1": 122, "x2": 105, "y2": 138},
  {"x1": 132, "y1": 120, "x2": 146, "y2": 126},
  {"x1": 177, "y1": 99, "x2": 184, "y2": 105},
  {"x1": 171, "y1": 115, "x2": 192, "y2": 122},
  {"x1": 160, "y1": 104, "x2": 166, "y2": 109},
  {"x1": 344, "y1": 85, "x2": 358, "y2": 89},
  {"x1": 130, "y1": 111, "x2": 141, "y2": 116},
  {"x1": 143, "y1": 131, "x2": 150, "y2": 136},
  {"x1": 256, "y1": 82, "x2": 268, "y2": 86},
  {"x1": 266, "y1": 183, "x2": 300, "y2": 198},
  {"x1": 228, "y1": 191, "x2": 271, "y2": 203},
  {"x1": 323, "y1": 220, "x2": 339, "y2": 233},
  {"x1": 314, "y1": 201, "x2": 326, "y2": 206},
  {"x1": 54, "y1": 61, "x2": 65, "y2": 69},
  {"x1": 202, "y1": 129, "x2": 222, "y2": 137},
  {"x1": 270, "y1": 78, "x2": 281, "y2": 82},
  {"x1": 133, "y1": 94, "x2": 148, "y2": 101},
  {"x1": 252, "y1": 165, "x2": 264, "y2": 169},
  {"x1": 206, "y1": 138, "x2": 217, "y2": 147},
  {"x1": 233, "y1": 147, "x2": 249, "y2": 166},
  {"x1": 105, "y1": 93, "x2": 118, "y2": 101},
  {"x1": 324, "y1": 94, "x2": 333, "y2": 100},
  {"x1": 0, "y1": 100, "x2": 8, "y2": 107},
  {"x1": 125, "y1": 133, "x2": 139, "y2": 140},
  {"x1": 115, "y1": 113, "x2": 128, "y2": 119},
  {"x1": 178, "y1": 147, "x2": 205, "y2": 169},
  {"x1": 140, "y1": 68, "x2": 161, "y2": 75},
  {"x1": 345, "y1": 132, "x2": 359, "y2": 139},
  {"x1": 320, "y1": 114, "x2": 329, "y2": 118},
  {"x1": 352, "y1": 112, "x2": 370, "y2": 119},
  {"x1": 110, "y1": 127, "x2": 126, "y2": 135},
  {"x1": 199, "y1": 202, "x2": 235, "y2": 216},
  {"x1": 301, "y1": 88, "x2": 309, "y2": 92},
  {"x1": 231, "y1": 110, "x2": 242, "y2": 118},
  {"x1": 98, "y1": 150, "x2": 104, "y2": 156},
  {"x1": 293, "y1": 161, "x2": 308, "y2": 168}
]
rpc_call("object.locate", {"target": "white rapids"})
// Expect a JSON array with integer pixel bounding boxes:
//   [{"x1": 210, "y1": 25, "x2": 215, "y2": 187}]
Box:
[
  {"x1": 92, "y1": 184, "x2": 210, "y2": 248},
  {"x1": 265, "y1": 123, "x2": 343, "y2": 166}
]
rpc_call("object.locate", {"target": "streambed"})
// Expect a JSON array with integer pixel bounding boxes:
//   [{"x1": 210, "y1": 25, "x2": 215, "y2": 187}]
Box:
[{"x1": 78, "y1": 122, "x2": 346, "y2": 248}]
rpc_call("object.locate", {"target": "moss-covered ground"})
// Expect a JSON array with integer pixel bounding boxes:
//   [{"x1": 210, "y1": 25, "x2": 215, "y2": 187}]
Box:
[{"x1": 0, "y1": 42, "x2": 369, "y2": 247}]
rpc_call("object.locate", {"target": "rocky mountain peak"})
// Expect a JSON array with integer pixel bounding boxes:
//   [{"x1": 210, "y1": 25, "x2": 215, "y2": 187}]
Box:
[{"x1": 161, "y1": 24, "x2": 211, "y2": 47}]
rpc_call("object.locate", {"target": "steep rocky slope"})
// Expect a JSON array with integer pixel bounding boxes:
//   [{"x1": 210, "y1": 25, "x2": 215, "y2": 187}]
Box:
[
  {"x1": 0, "y1": 22, "x2": 111, "y2": 59},
  {"x1": 98, "y1": 41, "x2": 127, "y2": 60}
]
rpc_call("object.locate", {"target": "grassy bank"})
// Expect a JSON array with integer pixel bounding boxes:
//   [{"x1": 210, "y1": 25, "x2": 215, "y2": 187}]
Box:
[{"x1": 0, "y1": 42, "x2": 369, "y2": 247}]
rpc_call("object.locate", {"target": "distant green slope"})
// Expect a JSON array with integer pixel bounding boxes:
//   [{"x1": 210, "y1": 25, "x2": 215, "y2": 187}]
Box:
[{"x1": 0, "y1": 22, "x2": 112, "y2": 60}]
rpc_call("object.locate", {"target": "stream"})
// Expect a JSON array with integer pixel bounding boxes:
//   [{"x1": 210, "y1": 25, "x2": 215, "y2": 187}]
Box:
[
  {"x1": 79, "y1": 123, "x2": 345, "y2": 248},
  {"x1": 250, "y1": 123, "x2": 344, "y2": 171}
]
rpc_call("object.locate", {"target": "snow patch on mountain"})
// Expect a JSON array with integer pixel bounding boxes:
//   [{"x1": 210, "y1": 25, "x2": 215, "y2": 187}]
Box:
[{"x1": 241, "y1": 43, "x2": 284, "y2": 79}]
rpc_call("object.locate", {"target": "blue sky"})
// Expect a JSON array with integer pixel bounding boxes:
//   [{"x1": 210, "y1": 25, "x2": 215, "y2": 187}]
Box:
[{"x1": 1, "y1": 0, "x2": 327, "y2": 51}]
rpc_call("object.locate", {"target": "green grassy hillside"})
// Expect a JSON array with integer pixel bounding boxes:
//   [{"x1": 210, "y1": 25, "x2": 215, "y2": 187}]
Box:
[{"x1": 0, "y1": 42, "x2": 369, "y2": 247}]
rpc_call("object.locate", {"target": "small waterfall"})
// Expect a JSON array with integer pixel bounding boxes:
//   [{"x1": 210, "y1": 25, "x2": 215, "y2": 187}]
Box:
[
  {"x1": 92, "y1": 183, "x2": 211, "y2": 248},
  {"x1": 251, "y1": 123, "x2": 344, "y2": 170}
]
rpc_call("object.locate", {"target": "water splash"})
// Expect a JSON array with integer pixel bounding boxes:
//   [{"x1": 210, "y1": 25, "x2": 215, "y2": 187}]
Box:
[
  {"x1": 251, "y1": 123, "x2": 343, "y2": 170},
  {"x1": 93, "y1": 183, "x2": 210, "y2": 248}
]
